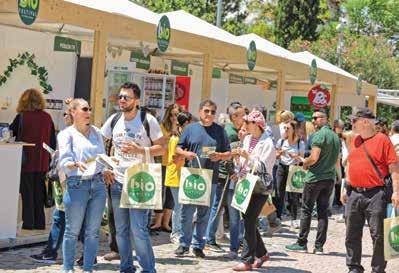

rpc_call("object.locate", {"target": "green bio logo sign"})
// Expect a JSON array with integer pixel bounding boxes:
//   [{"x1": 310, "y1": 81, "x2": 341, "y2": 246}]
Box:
[
  {"x1": 157, "y1": 15, "x2": 171, "y2": 53},
  {"x1": 292, "y1": 170, "x2": 306, "y2": 189},
  {"x1": 128, "y1": 172, "x2": 155, "y2": 203},
  {"x1": 183, "y1": 174, "x2": 206, "y2": 199},
  {"x1": 247, "y1": 41, "x2": 257, "y2": 71},
  {"x1": 235, "y1": 179, "x2": 250, "y2": 205},
  {"x1": 18, "y1": 0, "x2": 40, "y2": 25},
  {"x1": 310, "y1": 59, "x2": 317, "y2": 84},
  {"x1": 388, "y1": 225, "x2": 399, "y2": 252}
]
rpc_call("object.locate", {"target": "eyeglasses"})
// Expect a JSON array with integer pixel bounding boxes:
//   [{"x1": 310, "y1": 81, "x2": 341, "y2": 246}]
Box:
[
  {"x1": 118, "y1": 94, "x2": 134, "y2": 101},
  {"x1": 81, "y1": 107, "x2": 92, "y2": 112},
  {"x1": 204, "y1": 109, "x2": 216, "y2": 115}
]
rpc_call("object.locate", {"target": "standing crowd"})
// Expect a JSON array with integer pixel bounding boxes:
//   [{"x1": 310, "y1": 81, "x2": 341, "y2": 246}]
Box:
[{"x1": 12, "y1": 83, "x2": 399, "y2": 273}]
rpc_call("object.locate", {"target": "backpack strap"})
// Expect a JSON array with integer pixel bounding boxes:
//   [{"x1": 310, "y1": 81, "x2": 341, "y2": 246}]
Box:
[
  {"x1": 140, "y1": 110, "x2": 152, "y2": 145},
  {"x1": 106, "y1": 112, "x2": 122, "y2": 156}
]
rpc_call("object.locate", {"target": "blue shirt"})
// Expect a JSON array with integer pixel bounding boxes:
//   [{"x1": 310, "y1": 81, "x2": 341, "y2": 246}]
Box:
[
  {"x1": 178, "y1": 122, "x2": 230, "y2": 184},
  {"x1": 58, "y1": 126, "x2": 105, "y2": 177}
]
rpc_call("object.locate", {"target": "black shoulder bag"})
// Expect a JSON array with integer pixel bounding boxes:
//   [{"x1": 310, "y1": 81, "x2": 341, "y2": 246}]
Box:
[
  {"x1": 17, "y1": 113, "x2": 28, "y2": 166},
  {"x1": 362, "y1": 143, "x2": 393, "y2": 203}
]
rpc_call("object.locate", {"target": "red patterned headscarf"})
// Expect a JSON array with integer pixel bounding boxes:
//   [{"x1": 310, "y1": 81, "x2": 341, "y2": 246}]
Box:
[{"x1": 244, "y1": 110, "x2": 266, "y2": 130}]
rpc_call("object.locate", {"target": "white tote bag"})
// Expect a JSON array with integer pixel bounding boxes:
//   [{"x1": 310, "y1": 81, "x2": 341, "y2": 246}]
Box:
[
  {"x1": 120, "y1": 148, "x2": 163, "y2": 210},
  {"x1": 179, "y1": 156, "x2": 213, "y2": 207},
  {"x1": 285, "y1": 165, "x2": 307, "y2": 193},
  {"x1": 231, "y1": 166, "x2": 258, "y2": 214},
  {"x1": 384, "y1": 208, "x2": 399, "y2": 260}
]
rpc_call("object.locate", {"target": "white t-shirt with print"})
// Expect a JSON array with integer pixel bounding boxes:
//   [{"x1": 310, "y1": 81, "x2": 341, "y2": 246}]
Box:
[{"x1": 101, "y1": 111, "x2": 162, "y2": 183}]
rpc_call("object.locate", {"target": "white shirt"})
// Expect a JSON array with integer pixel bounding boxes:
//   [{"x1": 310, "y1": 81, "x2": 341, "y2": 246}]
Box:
[
  {"x1": 276, "y1": 138, "x2": 305, "y2": 166},
  {"x1": 101, "y1": 111, "x2": 162, "y2": 183}
]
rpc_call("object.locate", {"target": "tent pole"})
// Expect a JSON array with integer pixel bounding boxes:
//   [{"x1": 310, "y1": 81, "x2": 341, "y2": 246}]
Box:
[
  {"x1": 275, "y1": 71, "x2": 286, "y2": 122},
  {"x1": 201, "y1": 53, "x2": 213, "y2": 101},
  {"x1": 330, "y1": 83, "x2": 337, "y2": 126},
  {"x1": 90, "y1": 30, "x2": 108, "y2": 127}
]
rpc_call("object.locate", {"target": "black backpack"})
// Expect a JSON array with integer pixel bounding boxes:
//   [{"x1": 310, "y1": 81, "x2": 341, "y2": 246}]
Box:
[{"x1": 106, "y1": 110, "x2": 151, "y2": 156}]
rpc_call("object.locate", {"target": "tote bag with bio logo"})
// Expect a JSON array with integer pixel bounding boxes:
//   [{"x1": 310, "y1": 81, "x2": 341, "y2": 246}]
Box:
[
  {"x1": 231, "y1": 172, "x2": 258, "y2": 214},
  {"x1": 384, "y1": 208, "x2": 399, "y2": 260},
  {"x1": 286, "y1": 165, "x2": 306, "y2": 193}
]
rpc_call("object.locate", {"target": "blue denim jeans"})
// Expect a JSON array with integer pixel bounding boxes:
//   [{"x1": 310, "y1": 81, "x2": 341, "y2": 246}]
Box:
[
  {"x1": 226, "y1": 189, "x2": 244, "y2": 252},
  {"x1": 170, "y1": 187, "x2": 181, "y2": 238},
  {"x1": 205, "y1": 183, "x2": 224, "y2": 244},
  {"x1": 63, "y1": 173, "x2": 106, "y2": 272},
  {"x1": 111, "y1": 182, "x2": 156, "y2": 273},
  {"x1": 44, "y1": 209, "x2": 65, "y2": 257},
  {"x1": 179, "y1": 184, "x2": 216, "y2": 250}
]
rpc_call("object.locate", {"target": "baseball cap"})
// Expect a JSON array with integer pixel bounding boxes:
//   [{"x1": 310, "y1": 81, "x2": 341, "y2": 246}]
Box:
[
  {"x1": 295, "y1": 112, "x2": 305, "y2": 122},
  {"x1": 350, "y1": 107, "x2": 376, "y2": 121}
]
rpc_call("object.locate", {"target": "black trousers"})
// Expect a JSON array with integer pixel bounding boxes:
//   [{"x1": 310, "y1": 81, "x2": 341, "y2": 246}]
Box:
[
  {"x1": 107, "y1": 186, "x2": 119, "y2": 253},
  {"x1": 345, "y1": 188, "x2": 386, "y2": 273},
  {"x1": 297, "y1": 179, "x2": 334, "y2": 248},
  {"x1": 20, "y1": 172, "x2": 46, "y2": 230},
  {"x1": 275, "y1": 164, "x2": 301, "y2": 220},
  {"x1": 241, "y1": 194, "x2": 268, "y2": 264}
]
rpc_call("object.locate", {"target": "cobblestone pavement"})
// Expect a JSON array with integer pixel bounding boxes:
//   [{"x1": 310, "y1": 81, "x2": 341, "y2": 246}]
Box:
[{"x1": 0, "y1": 214, "x2": 398, "y2": 273}]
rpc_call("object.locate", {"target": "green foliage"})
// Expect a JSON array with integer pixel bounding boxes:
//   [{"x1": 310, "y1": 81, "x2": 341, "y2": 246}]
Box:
[
  {"x1": 133, "y1": 0, "x2": 248, "y2": 35},
  {"x1": 0, "y1": 52, "x2": 53, "y2": 94},
  {"x1": 275, "y1": 0, "x2": 321, "y2": 48},
  {"x1": 376, "y1": 103, "x2": 399, "y2": 125},
  {"x1": 246, "y1": 0, "x2": 277, "y2": 41}
]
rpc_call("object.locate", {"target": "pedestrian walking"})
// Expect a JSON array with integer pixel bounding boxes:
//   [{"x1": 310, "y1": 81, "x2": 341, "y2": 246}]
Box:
[
  {"x1": 285, "y1": 109, "x2": 340, "y2": 254},
  {"x1": 101, "y1": 82, "x2": 164, "y2": 273},
  {"x1": 174, "y1": 99, "x2": 231, "y2": 258},
  {"x1": 58, "y1": 99, "x2": 106, "y2": 273},
  {"x1": 341, "y1": 107, "x2": 399, "y2": 273}
]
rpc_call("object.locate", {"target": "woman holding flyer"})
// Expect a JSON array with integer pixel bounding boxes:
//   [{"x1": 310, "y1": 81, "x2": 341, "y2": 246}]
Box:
[
  {"x1": 232, "y1": 110, "x2": 276, "y2": 271},
  {"x1": 58, "y1": 98, "x2": 106, "y2": 273}
]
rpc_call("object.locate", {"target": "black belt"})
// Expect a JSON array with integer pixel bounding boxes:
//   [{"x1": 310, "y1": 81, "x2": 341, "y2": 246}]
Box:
[{"x1": 351, "y1": 186, "x2": 384, "y2": 193}]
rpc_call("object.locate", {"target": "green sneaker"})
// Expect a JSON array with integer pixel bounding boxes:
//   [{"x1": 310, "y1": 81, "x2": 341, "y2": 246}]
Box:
[
  {"x1": 285, "y1": 243, "x2": 308, "y2": 253},
  {"x1": 313, "y1": 246, "x2": 324, "y2": 255}
]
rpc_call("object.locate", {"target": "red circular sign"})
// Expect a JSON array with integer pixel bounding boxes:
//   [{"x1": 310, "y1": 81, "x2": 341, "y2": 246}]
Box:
[{"x1": 308, "y1": 84, "x2": 330, "y2": 108}]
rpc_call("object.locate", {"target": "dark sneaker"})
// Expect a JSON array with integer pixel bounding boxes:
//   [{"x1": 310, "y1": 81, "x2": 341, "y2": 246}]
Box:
[
  {"x1": 30, "y1": 253, "x2": 56, "y2": 264},
  {"x1": 313, "y1": 246, "x2": 324, "y2": 255},
  {"x1": 206, "y1": 243, "x2": 223, "y2": 252},
  {"x1": 285, "y1": 243, "x2": 308, "y2": 253},
  {"x1": 76, "y1": 256, "x2": 98, "y2": 267},
  {"x1": 193, "y1": 248, "x2": 206, "y2": 258},
  {"x1": 175, "y1": 246, "x2": 190, "y2": 256},
  {"x1": 103, "y1": 251, "x2": 120, "y2": 261}
]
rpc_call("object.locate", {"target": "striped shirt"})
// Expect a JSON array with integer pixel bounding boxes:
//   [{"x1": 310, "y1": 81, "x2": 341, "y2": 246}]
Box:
[{"x1": 239, "y1": 136, "x2": 259, "y2": 177}]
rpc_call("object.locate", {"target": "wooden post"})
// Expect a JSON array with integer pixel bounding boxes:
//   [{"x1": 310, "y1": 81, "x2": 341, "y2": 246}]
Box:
[
  {"x1": 275, "y1": 71, "x2": 286, "y2": 122},
  {"x1": 90, "y1": 30, "x2": 108, "y2": 127},
  {"x1": 368, "y1": 95, "x2": 377, "y2": 113},
  {"x1": 201, "y1": 53, "x2": 213, "y2": 101},
  {"x1": 330, "y1": 84, "x2": 337, "y2": 126}
]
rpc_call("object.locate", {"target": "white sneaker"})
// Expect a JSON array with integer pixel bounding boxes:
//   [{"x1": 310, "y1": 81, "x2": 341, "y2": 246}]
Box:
[
  {"x1": 227, "y1": 251, "x2": 238, "y2": 260},
  {"x1": 292, "y1": 220, "x2": 300, "y2": 229},
  {"x1": 170, "y1": 233, "x2": 180, "y2": 245}
]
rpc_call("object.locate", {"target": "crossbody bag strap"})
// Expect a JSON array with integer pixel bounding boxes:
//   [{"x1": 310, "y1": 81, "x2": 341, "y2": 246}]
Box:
[{"x1": 361, "y1": 141, "x2": 384, "y2": 180}]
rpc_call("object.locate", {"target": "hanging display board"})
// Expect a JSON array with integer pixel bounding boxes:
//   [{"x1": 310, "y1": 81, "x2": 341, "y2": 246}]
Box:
[{"x1": 308, "y1": 84, "x2": 330, "y2": 109}]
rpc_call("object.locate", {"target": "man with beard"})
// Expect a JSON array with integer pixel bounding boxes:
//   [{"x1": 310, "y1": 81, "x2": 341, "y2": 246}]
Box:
[{"x1": 101, "y1": 82, "x2": 164, "y2": 273}]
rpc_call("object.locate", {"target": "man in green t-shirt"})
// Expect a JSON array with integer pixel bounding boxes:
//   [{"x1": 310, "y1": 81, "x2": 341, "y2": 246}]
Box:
[{"x1": 286, "y1": 109, "x2": 340, "y2": 254}]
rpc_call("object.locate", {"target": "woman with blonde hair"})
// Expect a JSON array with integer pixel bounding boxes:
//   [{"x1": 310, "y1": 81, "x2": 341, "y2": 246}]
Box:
[
  {"x1": 10, "y1": 88, "x2": 56, "y2": 230},
  {"x1": 58, "y1": 98, "x2": 106, "y2": 273}
]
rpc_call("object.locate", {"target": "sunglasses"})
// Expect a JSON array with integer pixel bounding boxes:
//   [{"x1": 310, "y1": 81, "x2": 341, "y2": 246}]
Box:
[
  {"x1": 284, "y1": 126, "x2": 292, "y2": 130},
  {"x1": 81, "y1": 107, "x2": 92, "y2": 112},
  {"x1": 63, "y1": 112, "x2": 70, "y2": 117},
  {"x1": 118, "y1": 94, "x2": 134, "y2": 101},
  {"x1": 204, "y1": 109, "x2": 216, "y2": 115},
  {"x1": 244, "y1": 120, "x2": 255, "y2": 124},
  {"x1": 312, "y1": 116, "x2": 324, "y2": 120}
]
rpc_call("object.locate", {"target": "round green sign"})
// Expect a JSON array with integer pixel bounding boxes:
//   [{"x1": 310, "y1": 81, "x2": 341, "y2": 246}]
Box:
[
  {"x1": 183, "y1": 174, "x2": 206, "y2": 199},
  {"x1": 247, "y1": 41, "x2": 257, "y2": 71},
  {"x1": 310, "y1": 59, "x2": 317, "y2": 84},
  {"x1": 356, "y1": 74, "x2": 362, "y2": 96},
  {"x1": 18, "y1": 0, "x2": 40, "y2": 26},
  {"x1": 157, "y1": 15, "x2": 171, "y2": 53},
  {"x1": 291, "y1": 170, "x2": 306, "y2": 189},
  {"x1": 389, "y1": 225, "x2": 399, "y2": 252},
  {"x1": 234, "y1": 179, "x2": 251, "y2": 205},
  {"x1": 128, "y1": 172, "x2": 156, "y2": 203}
]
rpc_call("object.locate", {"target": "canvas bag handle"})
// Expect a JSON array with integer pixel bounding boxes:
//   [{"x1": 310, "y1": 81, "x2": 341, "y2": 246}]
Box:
[
  {"x1": 144, "y1": 147, "x2": 151, "y2": 163},
  {"x1": 194, "y1": 155, "x2": 202, "y2": 169}
]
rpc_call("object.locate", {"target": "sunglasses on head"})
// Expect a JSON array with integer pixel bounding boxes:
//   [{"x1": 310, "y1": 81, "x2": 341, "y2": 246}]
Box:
[
  {"x1": 81, "y1": 107, "x2": 92, "y2": 112},
  {"x1": 118, "y1": 94, "x2": 134, "y2": 101},
  {"x1": 204, "y1": 109, "x2": 216, "y2": 115}
]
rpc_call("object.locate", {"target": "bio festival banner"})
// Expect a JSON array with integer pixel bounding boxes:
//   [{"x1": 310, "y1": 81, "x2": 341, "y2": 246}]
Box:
[
  {"x1": 286, "y1": 165, "x2": 307, "y2": 193},
  {"x1": 384, "y1": 208, "x2": 399, "y2": 260},
  {"x1": 231, "y1": 173, "x2": 258, "y2": 214},
  {"x1": 120, "y1": 149, "x2": 162, "y2": 210},
  {"x1": 179, "y1": 156, "x2": 213, "y2": 206},
  {"x1": 175, "y1": 76, "x2": 191, "y2": 111}
]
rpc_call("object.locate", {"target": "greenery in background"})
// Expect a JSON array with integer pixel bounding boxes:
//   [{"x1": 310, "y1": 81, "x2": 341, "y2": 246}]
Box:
[
  {"x1": 274, "y1": 0, "x2": 321, "y2": 48},
  {"x1": 132, "y1": 0, "x2": 248, "y2": 35},
  {"x1": 377, "y1": 103, "x2": 399, "y2": 125},
  {"x1": 0, "y1": 52, "x2": 53, "y2": 94}
]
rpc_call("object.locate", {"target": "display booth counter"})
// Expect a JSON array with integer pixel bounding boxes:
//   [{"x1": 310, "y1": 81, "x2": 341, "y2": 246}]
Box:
[{"x1": 0, "y1": 142, "x2": 52, "y2": 249}]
